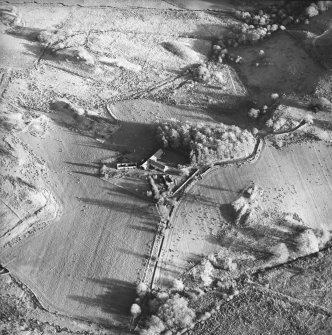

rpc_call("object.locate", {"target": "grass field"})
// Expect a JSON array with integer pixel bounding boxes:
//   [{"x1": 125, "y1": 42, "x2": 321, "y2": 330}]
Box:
[
  {"x1": 191, "y1": 285, "x2": 332, "y2": 335},
  {"x1": 0, "y1": 123, "x2": 159, "y2": 327},
  {"x1": 156, "y1": 140, "x2": 332, "y2": 286},
  {"x1": 234, "y1": 31, "x2": 326, "y2": 104}
]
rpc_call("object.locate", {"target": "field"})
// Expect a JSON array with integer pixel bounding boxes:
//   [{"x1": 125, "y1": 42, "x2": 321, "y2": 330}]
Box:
[
  {"x1": 156, "y1": 140, "x2": 332, "y2": 286},
  {"x1": 234, "y1": 31, "x2": 326, "y2": 103},
  {"x1": 190, "y1": 284, "x2": 332, "y2": 335},
  {"x1": 0, "y1": 122, "x2": 159, "y2": 328}
]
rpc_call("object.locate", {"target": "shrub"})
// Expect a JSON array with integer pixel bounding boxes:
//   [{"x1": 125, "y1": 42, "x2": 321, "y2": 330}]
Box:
[
  {"x1": 200, "y1": 259, "x2": 214, "y2": 286},
  {"x1": 131, "y1": 303, "x2": 142, "y2": 317},
  {"x1": 269, "y1": 243, "x2": 289, "y2": 264},
  {"x1": 317, "y1": 1, "x2": 332, "y2": 12},
  {"x1": 140, "y1": 315, "x2": 165, "y2": 335},
  {"x1": 148, "y1": 176, "x2": 161, "y2": 200},
  {"x1": 248, "y1": 108, "x2": 260, "y2": 119},
  {"x1": 304, "y1": 114, "x2": 314, "y2": 125},
  {"x1": 266, "y1": 119, "x2": 274, "y2": 128},
  {"x1": 305, "y1": 4, "x2": 319, "y2": 17},
  {"x1": 172, "y1": 279, "x2": 185, "y2": 291},
  {"x1": 295, "y1": 228, "x2": 319, "y2": 257},
  {"x1": 137, "y1": 282, "x2": 148, "y2": 298},
  {"x1": 195, "y1": 64, "x2": 210, "y2": 82},
  {"x1": 231, "y1": 196, "x2": 247, "y2": 213}
]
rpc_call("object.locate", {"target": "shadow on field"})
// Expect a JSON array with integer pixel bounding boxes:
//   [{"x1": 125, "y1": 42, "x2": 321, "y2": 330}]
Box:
[
  {"x1": 117, "y1": 247, "x2": 149, "y2": 258},
  {"x1": 69, "y1": 277, "x2": 136, "y2": 317},
  {"x1": 65, "y1": 161, "x2": 100, "y2": 169},
  {"x1": 72, "y1": 170, "x2": 99, "y2": 177},
  {"x1": 6, "y1": 27, "x2": 45, "y2": 41},
  {"x1": 206, "y1": 216, "x2": 323, "y2": 262},
  {"x1": 184, "y1": 192, "x2": 218, "y2": 207},
  {"x1": 199, "y1": 183, "x2": 238, "y2": 193},
  {"x1": 127, "y1": 225, "x2": 157, "y2": 233},
  {"x1": 219, "y1": 203, "x2": 235, "y2": 222},
  {"x1": 78, "y1": 197, "x2": 157, "y2": 223}
]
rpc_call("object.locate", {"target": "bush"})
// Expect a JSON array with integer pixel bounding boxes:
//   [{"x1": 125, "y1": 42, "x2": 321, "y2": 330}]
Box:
[
  {"x1": 304, "y1": 114, "x2": 314, "y2": 125},
  {"x1": 195, "y1": 64, "x2": 210, "y2": 82},
  {"x1": 305, "y1": 4, "x2": 319, "y2": 17},
  {"x1": 200, "y1": 259, "x2": 214, "y2": 286},
  {"x1": 140, "y1": 315, "x2": 165, "y2": 335},
  {"x1": 266, "y1": 119, "x2": 274, "y2": 128},
  {"x1": 231, "y1": 196, "x2": 247, "y2": 213},
  {"x1": 131, "y1": 303, "x2": 142, "y2": 317},
  {"x1": 148, "y1": 176, "x2": 161, "y2": 200},
  {"x1": 137, "y1": 282, "x2": 148, "y2": 298},
  {"x1": 172, "y1": 279, "x2": 185, "y2": 291},
  {"x1": 269, "y1": 243, "x2": 289, "y2": 264},
  {"x1": 248, "y1": 108, "x2": 260, "y2": 119},
  {"x1": 295, "y1": 228, "x2": 319, "y2": 257}
]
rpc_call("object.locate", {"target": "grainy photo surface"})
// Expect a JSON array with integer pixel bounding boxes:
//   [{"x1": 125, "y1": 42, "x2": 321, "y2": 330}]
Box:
[{"x1": 1, "y1": 1, "x2": 332, "y2": 334}]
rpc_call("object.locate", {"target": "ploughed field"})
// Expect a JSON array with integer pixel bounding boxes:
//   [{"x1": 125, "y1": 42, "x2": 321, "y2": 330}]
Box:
[
  {"x1": 156, "y1": 141, "x2": 332, "y2": 286},
  {"x1": 0, "y1": 123, "x2": 159, "y2": 327}
]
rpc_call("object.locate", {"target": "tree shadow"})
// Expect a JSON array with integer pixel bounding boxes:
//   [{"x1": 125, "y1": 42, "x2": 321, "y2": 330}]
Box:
[
  {"x1": 183, "y1": 192, "x2": 218, "y2": 207},
  {"x1": 206, "y1": 216, "x2": 318, "y2": 262},
  {"x1": 72, "y1": 170, "x2": 99, "y2": 178},
  {"x1": 127, "y1": 225, "x2": 157, "y2": 233},
  {"x1": 65, "y1": 161, "x2": 99, "y2": 169},
  {"x1": 199, "y1": 183, "x2": 238, "y2": 193},
  {"x1": 117, "y1": 247, "x2": 150, "y2": 258},
  {"x1": 313, "y1": 119, "x2": 332, "y2": 131},
  {"x1": 69, "y1": 277, "x2": 136, "y2": 318},
  {"x1": 219, "y1": 203, "x2": 235, "y2": 223},
  {"x1": 6, "y1": 26, "x2": 45, "y2": 41},
  {"x1": 78, "y1": 197, "x2": 157, "y2": 222}
]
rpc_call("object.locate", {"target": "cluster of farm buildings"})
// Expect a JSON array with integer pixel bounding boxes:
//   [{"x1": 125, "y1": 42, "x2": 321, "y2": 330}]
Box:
[{"x1": 116, "y1": 149, "x2": 170, "y2": 173}]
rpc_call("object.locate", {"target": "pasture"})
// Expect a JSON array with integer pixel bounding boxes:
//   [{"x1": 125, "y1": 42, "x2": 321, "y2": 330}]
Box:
[
  {"x1": 0, "y1": 123, "x2": 159, "y2": 327},
  {"x1": 156, "y1": 141, "x2": 332, "y2": 286}
]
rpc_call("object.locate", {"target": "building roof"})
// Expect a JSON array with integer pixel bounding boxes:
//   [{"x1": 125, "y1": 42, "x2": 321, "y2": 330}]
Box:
[{"x1": 149, "y1": 159, "x2": 169, "y2": 171}]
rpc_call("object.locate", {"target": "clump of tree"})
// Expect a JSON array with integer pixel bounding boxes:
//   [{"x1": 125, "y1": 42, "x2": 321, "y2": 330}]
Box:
[
  {"x1": 135, "y1": 282, "x2": 196, "y2": 335},
  {"x1": 148, "y1": 176, "x2": 161, "y2": 200},
  {"x1": 37, "y1": 29, "x2": 95, "y2": 65},
  {"x1": 155, "y1": 120, "x2": 255, "y2": 166},
  {"x1": 220, "y1": 1, "x2": 331, "y2": 50}
]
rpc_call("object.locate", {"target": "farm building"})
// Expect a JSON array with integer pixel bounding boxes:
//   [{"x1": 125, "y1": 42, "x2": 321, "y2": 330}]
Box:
[
  {"x1": 149, "y1": 160, "x2": 169, "y2": 172},
  {"x1": 116, "y1": 162, "x2": 137, "y2": 170},
  {"x1": 140, "y1": 149, "x2": 164, "y2": 169},
  {"x1": 150, "y1": 149, "x2": 164, "y2": 161}
]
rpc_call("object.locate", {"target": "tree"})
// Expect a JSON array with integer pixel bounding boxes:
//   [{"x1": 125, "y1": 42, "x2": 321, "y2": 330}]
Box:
[{"x1": 157, "y1": 294, "x2": 195, "y2": 330}]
